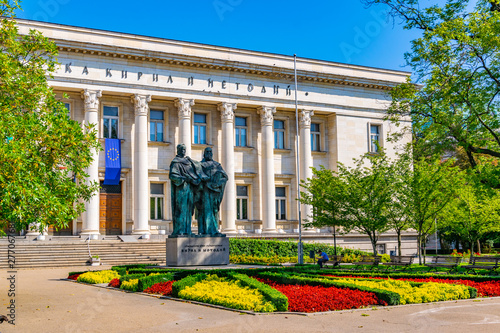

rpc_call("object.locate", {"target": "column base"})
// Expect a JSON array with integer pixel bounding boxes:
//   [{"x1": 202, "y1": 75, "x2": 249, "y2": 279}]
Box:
[
  {"x1": 262, "y1": 228, "x2": 277, "y2": 233},
  {"x1": 132, "y1": 230, "x2": 151, "y2": 239},
  {"x1": 221, "y1": 228, "x2": 237, "y2": 234},
  {"x1": 80, "y1": 230, "x2": 101, "y2": 240}
]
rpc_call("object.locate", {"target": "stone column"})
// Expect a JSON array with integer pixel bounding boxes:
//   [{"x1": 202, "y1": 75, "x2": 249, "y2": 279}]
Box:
[
  {"x1": 299, "y1": 110, "x2": 314, "y2": 226},
  {"x1": 132, "y1": 94, "x2": 151, "y2": 236},
  {"x1": 175, "y1": 98, "x2": 194, "y2": 157},
  {"x1": 218, "y1": 102, "x2": 237, "y2": 234},
  {"x1": 81, "y1": 89, "x2": 102, "y2": 237},
  {"x1": 258, "y1": 106, "x2": 277, "y2": 233}
]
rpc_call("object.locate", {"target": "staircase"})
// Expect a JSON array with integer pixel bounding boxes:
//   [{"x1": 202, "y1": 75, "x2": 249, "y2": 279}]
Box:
[{"x1": 0, "y1": 240, "x2": 166, "y2": 268}]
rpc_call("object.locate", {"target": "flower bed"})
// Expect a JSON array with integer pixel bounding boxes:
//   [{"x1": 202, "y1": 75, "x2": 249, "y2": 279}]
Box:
[
  {"x1": 108, "y1": 278, "x2": 120, "y2": 288},
  {"x1": 144, "y1": 281, "x2": 175, "y2": 296},
  {"x1": 178, "y1": 275, "x2": 276, "y2": 312},
  {"x1": 120, "y1": 279, "x2": 140, "y2": 292},
  {"x1": 258, "y1": 278, "x2": 380, "y2": 312},
  {"x1": 322, "y1": 276, "x2": 472, "y2": 305},
  {"x1": 77, "y1": 270, "x2": 120, "y2": 284}
]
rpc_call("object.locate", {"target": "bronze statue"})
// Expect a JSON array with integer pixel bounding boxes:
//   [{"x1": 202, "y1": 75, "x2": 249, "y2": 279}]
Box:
[
  {"x1": 196, "y1": 147, "x2": 227, "y2": 236},
  {"x1": 169, "y1": 145, "x2": 227, "y2": 237}
]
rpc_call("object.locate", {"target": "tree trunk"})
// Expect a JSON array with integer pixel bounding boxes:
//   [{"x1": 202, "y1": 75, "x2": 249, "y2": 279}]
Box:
[
  {"x1": 397, "y1": 230, "x2": 402, "y2": 256},
  {"x1": 417, "y1": 234, "x2": 422, "y2": 265},
  {"x1": 477, "y1": 240, "x2": 481, "y2": 254},
  {"x1": 423, "y1": 237, "x2": 427, "y2": 265}
]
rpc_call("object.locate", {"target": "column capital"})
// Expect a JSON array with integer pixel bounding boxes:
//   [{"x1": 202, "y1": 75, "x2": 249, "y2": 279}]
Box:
[
  {"x1": 299, "y1": 110, "x2": 314, "y2": 129},
  {"x1": 131, "y1": 94, "x2": 151, "y2": 116},
  {"x1": 175, "y1": 98, "x2": 195, "y2": 119},
  {"x1": 81, "y1": 89, "x2": 102, "y2": 111},
  {"x1": 258, "y1": 106, "x2": 276, "y2": 126},
  {"x1": 218, "y1": 102, "x2": 237, "y2": 123}
]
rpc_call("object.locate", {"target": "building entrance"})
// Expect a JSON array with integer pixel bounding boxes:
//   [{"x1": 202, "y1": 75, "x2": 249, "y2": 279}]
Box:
[{"x1": 99, "y1": 182, "x2": 122, "y2": 235}]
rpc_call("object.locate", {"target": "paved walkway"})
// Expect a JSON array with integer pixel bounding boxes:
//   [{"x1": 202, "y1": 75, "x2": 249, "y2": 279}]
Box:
[{"x1": 1, "y1": 266, "x2": 500, "y2": 333}]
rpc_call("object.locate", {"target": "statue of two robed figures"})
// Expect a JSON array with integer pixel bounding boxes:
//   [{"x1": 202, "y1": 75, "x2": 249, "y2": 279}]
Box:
[{"x1": 169, "y1": 144, "x2": 227, "y2": 237}]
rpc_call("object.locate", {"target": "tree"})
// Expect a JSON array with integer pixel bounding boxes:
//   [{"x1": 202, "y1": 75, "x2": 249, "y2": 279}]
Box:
[
  {"x1": 440, "y1": 172, "x2": 500, "y2": 254},
  {"x1": 0, "y1": 1, "x2": 100, "y2": 233},
  {"x1": 301, "y1": 151, "x2": 395, "y2": 255},
  {"x1": 407, "y1": 157, "x2": 462, "y2": 263},
  {"x1": 362, "y1": 0, "x2": 500, "y2": 170}
]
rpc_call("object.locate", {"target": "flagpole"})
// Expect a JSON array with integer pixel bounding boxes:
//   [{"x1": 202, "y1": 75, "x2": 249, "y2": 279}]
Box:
[{"x1": 294, "y1": 54, "x2": 303, "y2": 265}]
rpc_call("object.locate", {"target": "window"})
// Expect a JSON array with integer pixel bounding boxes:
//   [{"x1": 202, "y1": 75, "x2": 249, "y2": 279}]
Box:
[
  {"x1": 194, "y1": 113, "x2": 207, "y2": 144},
  {"x1": 236, "y1": 185, "x2": 248, "y2": 220},
  {"x1": 274, "y1": 120, "x2": 285, "y2": 149},
  {"x1": 150, "y1": 183, "x2": 164, "y2": 220},
  {"x1": 103, "y1": 106, "x2": 119, "y2": 139},
  {"x1": 150, "y1": 110, "x2": 164, "y2": 142},
  {"x1": 235, "y1": 117, "x2": 247, "y2": 147},
  {"x1": 311, "y1": 123, "x2": 320, "y2": 151},
  {"x1": 369, "y1": 124, "x2": 381, "y2": 153},
  {"x1": 64, "y1": 103, "x2": 71, "y2": 118},
  {"x1": 275, "y1": 187, "x2": 286, "y2": 220}
]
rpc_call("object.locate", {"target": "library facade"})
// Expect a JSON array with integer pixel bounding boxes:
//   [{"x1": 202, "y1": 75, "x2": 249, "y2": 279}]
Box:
[{"x1": 18, "y1": 20, "x2": 415, "y2": 254}]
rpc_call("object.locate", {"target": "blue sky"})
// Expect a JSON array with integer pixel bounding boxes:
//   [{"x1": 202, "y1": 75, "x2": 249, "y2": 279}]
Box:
[{"x1": 16, "y1": 0, "x2": 422, "y2": 72}]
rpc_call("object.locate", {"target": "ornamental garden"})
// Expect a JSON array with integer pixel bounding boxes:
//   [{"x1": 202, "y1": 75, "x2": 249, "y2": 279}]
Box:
[{"x1": 66, "y1": 239, "x2": 500, "y2": 314}]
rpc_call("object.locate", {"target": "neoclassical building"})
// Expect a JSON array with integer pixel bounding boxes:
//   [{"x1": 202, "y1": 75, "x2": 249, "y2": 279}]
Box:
[{"x1": 17, "y1": 20, "x2": 414, "y2": 253}]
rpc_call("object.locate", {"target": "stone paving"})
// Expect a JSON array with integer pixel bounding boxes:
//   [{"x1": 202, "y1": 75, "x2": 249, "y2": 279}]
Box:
[{"x1": 1, "y1": 265, "x2": 500, "y2": 332}]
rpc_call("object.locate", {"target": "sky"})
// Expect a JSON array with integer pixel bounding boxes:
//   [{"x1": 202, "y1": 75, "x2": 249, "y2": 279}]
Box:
[{"x1": 15, "y1": 0, "x2": 423, "y2": 73}]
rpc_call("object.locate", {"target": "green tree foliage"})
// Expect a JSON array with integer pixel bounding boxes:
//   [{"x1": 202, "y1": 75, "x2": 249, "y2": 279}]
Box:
[
  {"x1": 0, "y1": 1, "x2": 100, "y2": 233},
  {"x1": 440, "y1": 172, "x2": 500, "y2": 254},
  {"x1": 363, "y1": 0, "x2": 500, "y2": 169},
  {"x1": 301, "y1": 151, "x2": 396, "y2": 255}
]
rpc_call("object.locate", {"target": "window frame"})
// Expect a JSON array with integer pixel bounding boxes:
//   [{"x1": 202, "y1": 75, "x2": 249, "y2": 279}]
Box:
[
  {"x1": 273, "y1": 118, "x2": 287, "y2": 150},
  {"x1": 234, "y1": 116, "x2": 248, "y2": 147},
  {"x1": 275, "y1": 186, "x2": 287, "y2": 220},
  {"x1": 101, "y1": 103, "x2": 121, "y2": 139},
  {"x1": 310, "y1": 122, "x2": 321, "y2": 152},
  {"x1": 150, "y1": 183, "x2": 165, "y2": 220},
  {"x1": 193, "y1": 111, "x2": 209, "y2": 145},
  {"x1": 149, "y1": 108, "x2": 166, "y2": 142},
  {"x1": 368, "y1": 123, "x2": 383, "y2": 153},
  {"x1": 236, "y1": 185, "x2": 249, "y2": 220}
]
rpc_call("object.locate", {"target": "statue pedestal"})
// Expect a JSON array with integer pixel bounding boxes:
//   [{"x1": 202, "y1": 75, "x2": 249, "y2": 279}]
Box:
[{"x1": 166, "y1": 237, "x2": 229, "y2": 266}]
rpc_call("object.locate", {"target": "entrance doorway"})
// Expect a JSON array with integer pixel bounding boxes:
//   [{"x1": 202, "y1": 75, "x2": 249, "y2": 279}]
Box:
[{"x1": 99, "y1": 182, "x2": 122, "y2": 235}]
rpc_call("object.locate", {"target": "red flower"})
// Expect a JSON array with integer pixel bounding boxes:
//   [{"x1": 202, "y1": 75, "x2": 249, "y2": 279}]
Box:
[
  {"x1": 108, "y1": 278, "x2": 120, "y2": 288},
  {"x1": 68, "y1": 274, "x2": 81, "y2": 280},
  {"x1": 144, "y1": 281, "x2": 175, "y2": 296},
  {"x1": 257, "y1": 278, "x2": 381, "y2": 312}
]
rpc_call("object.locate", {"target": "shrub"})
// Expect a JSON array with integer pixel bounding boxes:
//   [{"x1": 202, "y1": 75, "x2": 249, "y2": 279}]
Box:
[
  {"x1": 120, "y1": 279, "x2": 140, "y2": 292},
  {"x1": 128, "y1": 268, "x2": 176, "y2": 275},
  {"x1": 172, "y1": 273, "x2": 207, "y2": 297},
  {"x1": 178, "y1": 275, "x2": 276, "y2": 312},
  {"x1": 226, "y1": 272, "x2": 288, "y2": 311},
  {"x1": 119, "y1": 273, "x2": 146, "y2": 283},
  {"x1": 77, "y1": 270, "x2": 120, "y2": 284},
  {"x1": 138, "y1": 273, "x2": 175, "y2": 292}
]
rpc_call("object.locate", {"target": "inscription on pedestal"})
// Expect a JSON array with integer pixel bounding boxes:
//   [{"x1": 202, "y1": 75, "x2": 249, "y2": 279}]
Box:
[{"x1": 166, "y1": 237, "x2": 229, "y2": 266}]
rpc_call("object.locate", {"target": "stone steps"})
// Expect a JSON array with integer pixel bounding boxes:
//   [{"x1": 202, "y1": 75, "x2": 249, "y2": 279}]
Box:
[{"x1": 0, "y1": 241, "x2": 167, "y2": 268}]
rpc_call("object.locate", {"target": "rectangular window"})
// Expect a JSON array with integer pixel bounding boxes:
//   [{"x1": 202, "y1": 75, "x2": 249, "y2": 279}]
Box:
[
  {"x1": 150, "y1": 110, "x2": 164, "y2": 142},
  {"x1": 103, "y1": 106, "x2": 119, "y2": 139},
  {"x1": 236, "y1": 185, "x2": 248, "y2": 220},
  {"x1": 274, "y1": 120, "x2": 285, "y2": 149},
  {"x1": 64, "y1": 103, "x2": 71, "y2": 118},
  {"x1": 311, "y1": 123, "x2": 320, "y2": 152},
  {"x1": 235, "y1": 116, "x2": 247, "y2": 147},
  {"x1": 275, "y1": 186, "x2": 286, "y2": 220},
  {"x1": 150, "y1": 183, "x2": 164, "y2": 220},
  {"x1": 194, "y1": 113, "x2": 207, "y2": 144},
  {"x1": 370, "y1": 124, "x2": 381, "y2": 153}
]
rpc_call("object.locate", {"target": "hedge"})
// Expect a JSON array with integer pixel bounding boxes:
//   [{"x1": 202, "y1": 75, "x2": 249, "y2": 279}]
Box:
[
  {"x1": 226, "y1": 272, "x2": 288, "y2": 311},
  {"x1": 229, "y1": 238, "x2": 369, "y2": 257},
  {"x1": 128, "y1": 268, "x2": 176, "y2": 275},
  {"x1": 119, "y1": 273, "x2": 146, "y2": 283},
  {"x1": 138, "y1": 273, "x2": 175, "y2": 292},
  {"x1": 171, "y1": 273, "x2": 207, "y2": 297},
  {"x1": 257, "y1": 271, "x2": 401, "y2": 306}
]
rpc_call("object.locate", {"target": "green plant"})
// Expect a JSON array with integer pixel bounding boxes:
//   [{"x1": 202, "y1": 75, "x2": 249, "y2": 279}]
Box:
[
  {"x1": 171, "y1": 273, "x2": 207, "y2": 297},
  {"x1": 138, "y1": 273, "x2": 175, "y2": 292},
  {"x1": 119, "y1": 273, "x2": 146, "y2": 283}
]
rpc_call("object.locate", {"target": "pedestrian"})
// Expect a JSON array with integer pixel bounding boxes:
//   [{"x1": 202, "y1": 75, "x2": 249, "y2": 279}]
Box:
[{"x1": 317, "y1": 250, "x2": 329, "y2": 268}]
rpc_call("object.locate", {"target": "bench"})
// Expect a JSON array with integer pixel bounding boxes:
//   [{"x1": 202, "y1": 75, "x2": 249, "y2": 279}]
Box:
[
  {"x1": 323, "y1": 255, "x2": 344, "y2": 268},
  {"x1": 353, "y1": 255, "x2": 381, "y2": 270},
  {"x1": 462, "y1": 256, "x2": 500, "y2": 275},
  {"x1": 425, "y1": 256, "x2": 461, "y2": 273},
  {"x1": 382, "y1": 255, "x2": 414, "y2": 271}
]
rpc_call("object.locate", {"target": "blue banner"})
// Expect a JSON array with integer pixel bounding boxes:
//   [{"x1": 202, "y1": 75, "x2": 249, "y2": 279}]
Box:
[{"x1": 104, "y1": 139, "x2": 121, "y2": 185}]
